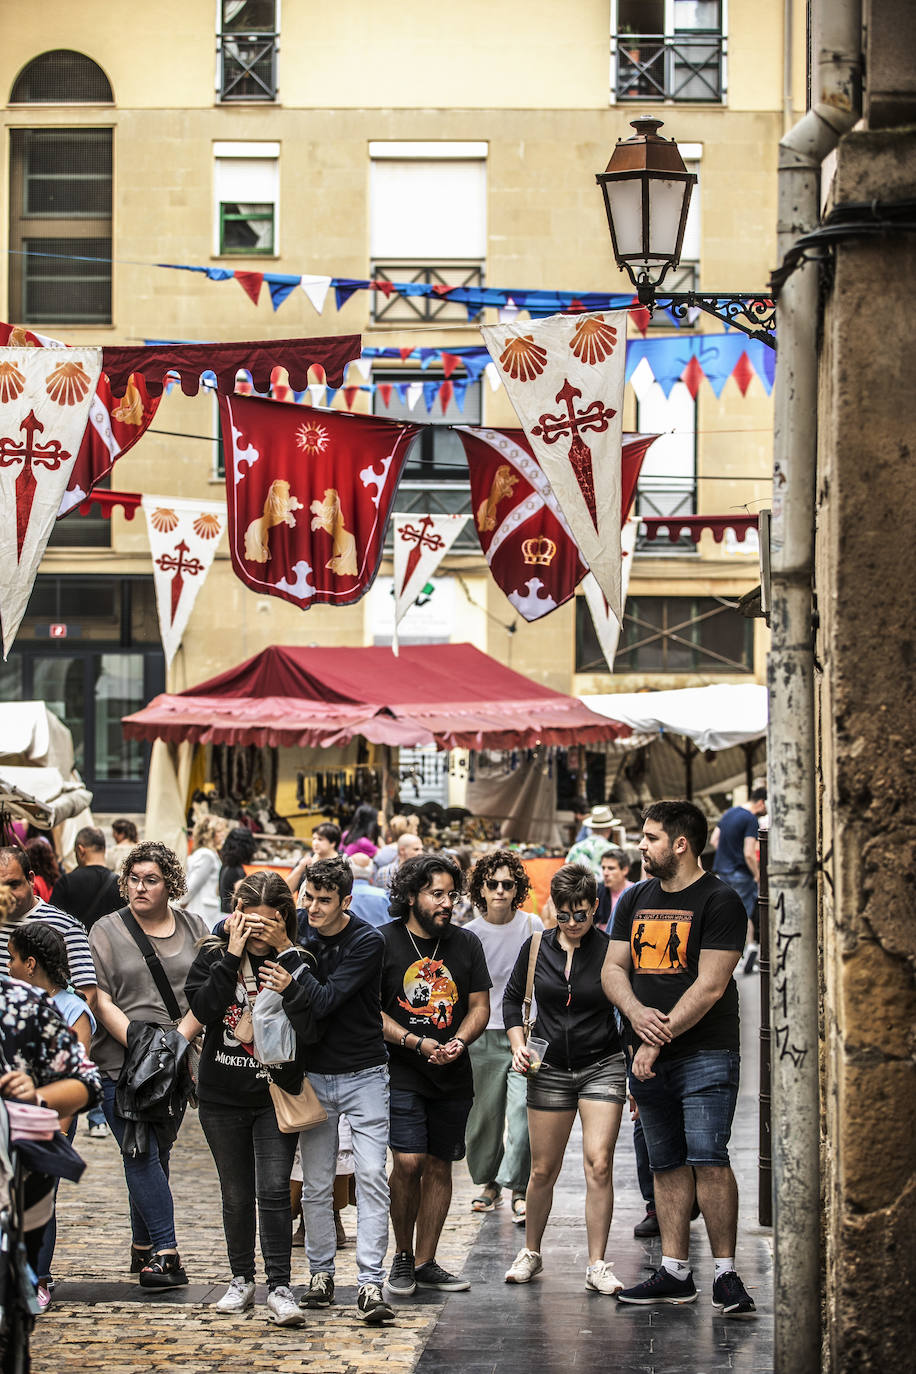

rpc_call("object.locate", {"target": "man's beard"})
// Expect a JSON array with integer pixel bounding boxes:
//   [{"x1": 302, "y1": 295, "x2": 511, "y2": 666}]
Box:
[
  {"x1": 414, "y1": 907, "x2": 453, "y2": 940},
  {"x1": 645, "y1": 849, "x2": 678, "y2": 882}
]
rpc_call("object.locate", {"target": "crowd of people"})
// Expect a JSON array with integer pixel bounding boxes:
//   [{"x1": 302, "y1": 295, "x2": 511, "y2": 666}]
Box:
[{"x1": 0, "y1": 790, "x2": 765, "y2": 1349}]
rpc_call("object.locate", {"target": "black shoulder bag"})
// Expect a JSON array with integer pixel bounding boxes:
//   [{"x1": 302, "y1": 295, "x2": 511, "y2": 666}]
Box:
[{"x1": 117, "y1": 906, "x2": 199, "y2": 1105}]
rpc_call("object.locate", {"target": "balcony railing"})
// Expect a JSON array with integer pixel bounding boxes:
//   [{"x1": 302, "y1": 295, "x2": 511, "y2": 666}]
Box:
[
  {"x1": 218, "y1": 34, "x2": 278, "y2": 101},
  {"x1": 635, "y1": 482, "x2": 698, "y2": 554},
  {"x1": 614, "y1": 33, "x2": 725, "y2": 103},
  {"x1": 370, "y1": 263, "x2": 484, "y2": 324}
]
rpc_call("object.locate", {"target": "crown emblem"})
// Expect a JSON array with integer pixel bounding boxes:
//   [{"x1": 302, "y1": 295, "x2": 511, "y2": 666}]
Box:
[{"x1": 522, "y1": 535, "x2": 557, "y2": 567}]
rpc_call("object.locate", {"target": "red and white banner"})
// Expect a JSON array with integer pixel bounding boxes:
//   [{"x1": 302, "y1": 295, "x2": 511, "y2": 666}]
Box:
[
  {"x1": 220, "y1": 394, "x2": 418, "y2": 610},
  {"x1": 0, "y1": 347, "x2": 102, "y2": 655},
  {"x1": 480, "y1": 311, "x2": 629, "y2": 620},
  {"x1": 392, "y1": 513, "x2": 468, "y2": 653},
  {"x1": 457, "y1": 426, "x2": 656, "y2": 621},
  {"x1": 581, "y1": 517, "x2": 638, "y2": 670},
  {"x1": 142, "y1": 496, "x2": 227, "y2": 671}
]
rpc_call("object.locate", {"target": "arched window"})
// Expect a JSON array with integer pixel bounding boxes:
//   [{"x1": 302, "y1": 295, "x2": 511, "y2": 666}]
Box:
[{"x1": 10, "y1": 50, "x2": 113, "y2": 104}]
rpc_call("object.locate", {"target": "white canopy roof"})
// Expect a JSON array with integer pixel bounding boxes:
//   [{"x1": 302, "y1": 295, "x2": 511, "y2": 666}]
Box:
[
  {"x1": 0, "y1": 702, "x2": 75, "y2": 774},
  {"x1": 580, "y1": 683, "x2": 768, "y2": 753}
]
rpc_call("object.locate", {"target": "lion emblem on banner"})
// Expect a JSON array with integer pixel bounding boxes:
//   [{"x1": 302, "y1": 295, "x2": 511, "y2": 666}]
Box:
[
  {"x1": 244, "y1": 479, "x2": 303, "y2": 563},
  {"x1": 310, "y1": 488, "x2": 358, "y2": 577}
]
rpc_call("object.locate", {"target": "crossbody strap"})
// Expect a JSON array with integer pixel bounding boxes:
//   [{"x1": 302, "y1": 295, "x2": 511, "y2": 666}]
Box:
[
  {"x1": 521, "y1": 931, "x2": 543, "y2": 1035},
  {"x1": 117, "y1": 906, "x2": 183, "y2": 1023}
]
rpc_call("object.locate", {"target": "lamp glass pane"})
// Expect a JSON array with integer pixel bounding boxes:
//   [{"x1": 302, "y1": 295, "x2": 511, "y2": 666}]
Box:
[
  {"x1": 607, "y1": 177, "x2": 644, "y2": 258},
  {"x1": 648, "y1": 178, "x2": 689, "y2": 260}
]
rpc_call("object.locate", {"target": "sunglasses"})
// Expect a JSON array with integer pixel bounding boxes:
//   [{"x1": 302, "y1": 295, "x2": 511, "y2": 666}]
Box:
[
  {"x1": 556, "y1": 909, "x2": 591, "y2": 925},
  {"x1": 484, "y1": 878, "x2": 516, "y2": 892}
]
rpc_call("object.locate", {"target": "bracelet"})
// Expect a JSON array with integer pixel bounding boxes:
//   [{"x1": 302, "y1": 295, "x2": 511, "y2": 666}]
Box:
[
  {"x1": 400, "y1": 1032, "x2": 409, "y2": 1048},
  {"x1": 415, "y1": 1036, "x2": 426, "y2": 1057},
  {"x1": 454, "y1": 1036, "x2": 467, "y2": 1050}
]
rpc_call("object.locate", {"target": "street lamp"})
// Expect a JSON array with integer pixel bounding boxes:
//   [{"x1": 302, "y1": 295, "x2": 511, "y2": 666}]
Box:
[{"x1": 597, "y1": 117, "x2": 776, "y2": 348}]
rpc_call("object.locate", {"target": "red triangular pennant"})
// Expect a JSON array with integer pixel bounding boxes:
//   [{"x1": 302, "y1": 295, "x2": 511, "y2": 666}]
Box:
[
  {"x1": 681, "y1": 355, "x2": 704, "y2": 399},
  {"x1": 398, "y1": 348, "x2": 413, "y2": 361},
  {"x1": 630, "y1": 297, "x2": 651, "y2": 336},
  {"x1": 373, "y1": 280, "x2": 396, "y2": 298},
  {"x1": 438, "y1": 380, "x2": 454, "y2": 414},
  {"x1": 342, "y1": 386, "x2": 360, "y2": 410},
  {"x1": 440, "y1": 353, "x2": 460, "y2": 379},
  {"x1": 235, "y1": 271, "x2": 264, "y2": 306},
  {"x1": 432, "y1": 284, "x2": 454, "y2": 296},
  {"x1": 732, "y1": 351, "x2": 755, "y2": 396},
  {"x1": 378, "y1": 383, "x2": 393, "y2": 407}
]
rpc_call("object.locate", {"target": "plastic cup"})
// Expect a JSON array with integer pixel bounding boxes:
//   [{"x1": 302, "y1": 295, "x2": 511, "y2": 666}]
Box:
[{"x1": 525, "y1": 1036, "x2": 549, "y2": 1074}]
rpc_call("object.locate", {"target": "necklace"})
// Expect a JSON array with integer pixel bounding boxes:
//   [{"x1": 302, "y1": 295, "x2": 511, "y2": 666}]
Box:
[{"x1": 405, "y1": 925, "x2": 440, "y2": 964}]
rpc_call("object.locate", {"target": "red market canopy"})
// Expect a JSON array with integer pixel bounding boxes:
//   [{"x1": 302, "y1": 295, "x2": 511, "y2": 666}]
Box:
[{"x1": 122, "y1": 643, "x2": 630, "y2": 752}]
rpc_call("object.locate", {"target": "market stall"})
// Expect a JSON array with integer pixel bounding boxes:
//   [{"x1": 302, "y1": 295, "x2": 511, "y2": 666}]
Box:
[{"x1": 0, "y1": 703, "x2": 94, "y2": 863}]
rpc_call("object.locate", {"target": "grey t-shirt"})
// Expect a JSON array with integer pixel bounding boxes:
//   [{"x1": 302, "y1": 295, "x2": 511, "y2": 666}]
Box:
[{"x1": 89, "y1": 905, "x2": 208, "y2": 1077}]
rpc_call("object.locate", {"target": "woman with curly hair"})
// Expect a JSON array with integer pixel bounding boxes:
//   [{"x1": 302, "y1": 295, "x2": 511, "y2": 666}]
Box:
[
  {"x1": 88, "y1": 841, "x2": 207, "y2": 1289},
  {"x1": 463, "y1": 850, "x2": 543, "y2": 1221},
  {"x1": 181, "y1": 815, "x2": 230, "y2": 929}
]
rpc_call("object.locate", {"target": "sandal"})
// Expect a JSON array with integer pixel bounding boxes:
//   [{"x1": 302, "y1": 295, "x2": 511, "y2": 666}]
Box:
[
  {"x1": 130, "y1": 1244, "x2": 152, "y2": 1274},
  {"x1": 471, "y1": 1185, "x2": 503, "y2": 1213},
  {"x1": 138, "y1": 1251, "x2": 189, "y2": 1289},
  {"x1": 511, "y1": 1194, "x2": 527, "y2": 1225}
]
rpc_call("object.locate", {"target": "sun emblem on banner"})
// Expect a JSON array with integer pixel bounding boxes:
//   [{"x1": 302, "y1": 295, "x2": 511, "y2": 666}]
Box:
[
  {"x1": 45, "y1": 360, "x2": 93, "y2": 406},
  {"x1": 296, "y1": 420, "x2": 330, "y2": 457},
  {"x1": 0, "y1": 362, "x2": 25, "y2": 404},
  {"x1": 569, "y1": 316, "x2": 618, "y2": 365},
  {"x1": 498, "y1": 335, "x2": 548, "y2": 382},
  {"x1": 150, "y1": 507, "x2": 179, "y2": 533},
  {"x1": 192, "y1": 512, "x2": 222, "y2": 540}
]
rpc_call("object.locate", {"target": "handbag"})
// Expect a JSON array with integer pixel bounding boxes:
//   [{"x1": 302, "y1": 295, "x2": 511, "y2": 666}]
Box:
[
  {"x1": 118, "y1": 906, "x2": 202, "y2": 1105},
  {"x1": 252, "y1": 986, "x2": 297, "y2": 1065},
  {"x1": 267, "y1": 1076, "x2": 327, "y2": 1133},
  {"x1": 234, "y1": 958, "x2": 259, "y2": 1046},
  {"x1": 521, "y1": 931, "x2": 543, "y2": 1041}
]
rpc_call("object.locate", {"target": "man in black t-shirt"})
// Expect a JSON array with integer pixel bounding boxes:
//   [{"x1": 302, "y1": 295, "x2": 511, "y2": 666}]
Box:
[
  {"x1": 380, "y1": 854, "x2": 490, "y2": 1300},
  {"x1": 603, "y1": 801, "x2": 757, "y2": 1319},
  {"x1": 50, "y1": 826, "x2": 121, "y2": 931}
]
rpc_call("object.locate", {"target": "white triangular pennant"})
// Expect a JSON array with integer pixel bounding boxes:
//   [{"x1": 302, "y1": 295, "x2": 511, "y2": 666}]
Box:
[
  {"x1": 581, "y1": 517, "x2": 638, "y2": 670},
  {"x1": 349, "y1": 356, "x2": 373, "y2": 382},
  {"x1": 392, "y1": 514, "x2": 468, "y2": 655},
  {"x1": 300, "y1": 275, "x2": 331, "y2": 314},
  {"x1": 142, "y1": 496, "x2": 227, "y2": 670},
  {"x1": 0, "y1": 347, "x2": 102, "y2": 656},
  {"x1": 480, "y1": 311, "x2": 627, "y2": 619}
]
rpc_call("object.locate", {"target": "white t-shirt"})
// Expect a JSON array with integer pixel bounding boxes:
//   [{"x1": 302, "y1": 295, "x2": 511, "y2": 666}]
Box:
[{"x1": 465, "y1": 909, "x2": 544, "y2": 1031}]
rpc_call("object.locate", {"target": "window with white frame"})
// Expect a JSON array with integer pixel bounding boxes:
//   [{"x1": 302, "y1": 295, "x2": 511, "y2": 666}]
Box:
[
  {"x1": 612, "y1": 1, "x2": 726, "y2": 104},
  {"x1": 369, "y1": 141, "x2": 487, "y2": 323},
  {"x1": 634, "y1": 379, "x2": 697, "y2": 550},
  {"x1": 214, "y1": 141, "x2": 278, "y2": 255},
  {"x1": 218, "y1": 0, "x2": 278, "y2": 102}
]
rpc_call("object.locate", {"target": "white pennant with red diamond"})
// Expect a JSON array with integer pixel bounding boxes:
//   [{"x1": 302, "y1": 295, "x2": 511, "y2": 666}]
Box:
[
  {"x1": 0, "y1": 347, "x2": 102, "y2": 657},
  {"x1": 141, "y1": 496, "x2": 227, "y2": 671},
  {"x1": 480, "y1": 311, "x2": 628, "y2": 622},
  {"x1": 392, "y1": 513, "x2": 468, "y2": 655}
]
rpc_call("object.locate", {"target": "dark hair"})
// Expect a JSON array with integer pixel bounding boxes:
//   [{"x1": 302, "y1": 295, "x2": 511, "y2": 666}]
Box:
[
  {"x1": 8, "y1": 921, "x2": 70, "y2": 989},
  {"x1": 573, "y1": 796, "x2": 590, "y2": 814},
  {"x1": 305, "y1": 856, "x2": 354, "y2": 899},
  {"x1": 643, "y1": 801, "x2": 708, "y2": 858},
  {"x1": 112, "y1": 819, "x2": 138, "y2": 843},
  {"x1": 341, "y1": 804, "x2": 380, "y2": 848},
  {"x1": 233, "y1": 870, "x2": 298, "y2": 941},
  {"x1": 388, "y1": 853, "x2": 463, "y2": 923},
  {"x1": 24, "y1": 838, "x2": 60, "y2": 887},
  {"x1": 75, "y1": 826, "x2": 106, "y2": 854},
  {"x1": 220, "y1": 827, "x2": 258, "y2": 868},
  {"x1": 550, "y1": 862, "x2": 597, "y2": 909},
  {"x1": 468, "y1": 850, "x2": 531, "y2": 914},
  {"x1": 0, "y1": 846, "x2": 30, "y2": 880},
  {"x1": 313, "y1": 822, "x2": 341, "y2": 847},
  {"x1": 750, "y1": 787, "x2": 768, "y2": 803},
  {"x1": 119, "y1": 841, "x2": 187, "y2": 901},
  {"x1": 601, "y1": 847, "x2": 630, "y2": 871}
]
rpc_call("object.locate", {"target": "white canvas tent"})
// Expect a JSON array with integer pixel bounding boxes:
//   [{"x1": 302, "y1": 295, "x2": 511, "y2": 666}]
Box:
[{"x1": 0, "y1": 703, "x2": 94, "y2": 863}]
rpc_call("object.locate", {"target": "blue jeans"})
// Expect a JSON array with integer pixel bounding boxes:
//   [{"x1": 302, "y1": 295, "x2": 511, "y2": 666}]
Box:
[
  {"x1": 299, "y1": 1065, "x2": 390, "y2": 1288},
  {"x1": 630, "y1": 1050, "x2": 741, "y2": 1172},
  {"x1": 35, "y1": 1116, "x2": 78, "y2": 1282},
  {"x1": 102, "y1": 1076, "x2": 184, "y2": 1252},
  {"x1": 715, "y1": 867, "x2": 758, "y2": 921}
]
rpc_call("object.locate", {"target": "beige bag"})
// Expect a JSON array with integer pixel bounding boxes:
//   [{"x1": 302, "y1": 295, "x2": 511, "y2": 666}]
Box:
[
  {"x1": 521, "y1": 931, "x2": 543, "y2": 1040},
  {"x1": 234, "y1": 957, "x2": 258, "y2": 1044},
  {"x1": 268, "y1": 1076, "x2": 328, "y2": 1134}
]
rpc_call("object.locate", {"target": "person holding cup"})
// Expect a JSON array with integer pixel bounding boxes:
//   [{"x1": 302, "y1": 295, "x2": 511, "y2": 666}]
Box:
[{"x1": 502, "y1": 863, "x2": 626, "y2": 1295}]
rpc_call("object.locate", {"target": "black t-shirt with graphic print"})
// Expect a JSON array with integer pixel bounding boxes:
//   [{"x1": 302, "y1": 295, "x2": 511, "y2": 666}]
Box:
[
  {"x1": 610, "y1": 873, "x2": 746, "y2": 1061},
  {"x1": 381, "y1": 921, "x2": 491, "y2": 1100}
]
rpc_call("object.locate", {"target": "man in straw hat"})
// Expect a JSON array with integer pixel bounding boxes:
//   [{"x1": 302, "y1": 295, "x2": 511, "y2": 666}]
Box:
[{"x1": 565, "y1": 805, "x2": 625, "y2": 877}]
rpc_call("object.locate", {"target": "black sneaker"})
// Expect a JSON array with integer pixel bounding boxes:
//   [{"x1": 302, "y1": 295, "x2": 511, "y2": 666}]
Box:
[
  {"x1": 299, "y1": 1271, "x2": 334, "y2": 1309},
  {"x1": 633, "y1": 1207, "x2": 660, "y2": 1238},
  {"x1": 384, "y1": 1250, "x2": 417, "y2": 1297},
  {"x1": 617, "y1": 1266, "x2": 697, "y2": 1305},
  {"x1": 712, "y1": 1270, "x2": 757, "y2": 1318},
  {"x1": 357, "y1": 1283, "x2": 396, "y2": 1324},
  {"x1": 414, "y1": 1260, "x2": 470, "y2": 1292}
]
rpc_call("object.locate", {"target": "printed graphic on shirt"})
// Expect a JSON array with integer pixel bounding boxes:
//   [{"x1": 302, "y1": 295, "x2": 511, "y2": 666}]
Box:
[
  {"x1": 630, "y1": 910, "x2": 692, "y2": 974},
  {"x1": 398, "y1": 956, "x2": 459, "y2": 1031}
]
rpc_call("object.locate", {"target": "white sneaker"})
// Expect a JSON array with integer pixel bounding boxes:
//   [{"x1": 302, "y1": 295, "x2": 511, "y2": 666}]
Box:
[
  {"x1": 504, "y1": 1248, "x2": 543, "y2": 1284},
  {"x1": 215, "y1": 1276, "x2": 255, "y2": 1313},
  {"x1": 87, "y1": 1120, "x2": 109, "y2": 1140},
  {"x1": 267, "y1": 1285, "x2": 306, "y2": 1326},
  {"x1": 585, "y1": 1261, "x2": 624, "y2": 1295}
]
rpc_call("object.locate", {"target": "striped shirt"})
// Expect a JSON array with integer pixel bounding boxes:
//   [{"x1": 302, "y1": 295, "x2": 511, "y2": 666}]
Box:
[{"x1": 0, "y1": 900, "x2": 99, "y2": 991}]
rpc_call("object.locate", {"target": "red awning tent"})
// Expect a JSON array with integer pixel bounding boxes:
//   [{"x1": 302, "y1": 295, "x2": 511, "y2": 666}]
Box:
[{"x1": 122, "y1": 643, "x2": 629, "y2": 752}]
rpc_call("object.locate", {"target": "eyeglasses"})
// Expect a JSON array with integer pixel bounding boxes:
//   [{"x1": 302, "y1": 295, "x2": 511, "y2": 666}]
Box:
[
  {"x1": 484, "y1": 878, "x2": 516, "y2": 892},
  {"x1": 555, "y1": 909, "x2": 591, "y2": 925},
  {"x1": 127, "y1": 873, "x2": 163, "y2": 891}
]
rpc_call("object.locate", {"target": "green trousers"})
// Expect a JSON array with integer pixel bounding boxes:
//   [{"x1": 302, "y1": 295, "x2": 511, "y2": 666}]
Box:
[{"x1": 465, "y1": 1029, "x2": 531, "y2": 1192}]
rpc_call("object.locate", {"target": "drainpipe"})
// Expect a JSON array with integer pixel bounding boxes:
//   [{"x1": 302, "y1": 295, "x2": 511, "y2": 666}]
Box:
[{"x1": 767, "y1": 3, "x2": 861, "y2": 1372}]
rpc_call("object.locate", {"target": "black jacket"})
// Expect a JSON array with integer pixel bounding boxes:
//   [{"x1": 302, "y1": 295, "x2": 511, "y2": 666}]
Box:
[
  {"x1": 115, "y1": 1022, "x2": 192, "y2": 1156},
  {"x1": 503, "y1": 926, "x2": 621, "y2": 1071}
]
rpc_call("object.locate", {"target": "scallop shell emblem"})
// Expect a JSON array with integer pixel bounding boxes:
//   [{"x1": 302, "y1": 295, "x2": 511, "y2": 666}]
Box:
[
  {"x1": 0, "y1": 362, "x2": 25, "y2": 404},
  {"x1": 150, "y1": 507, "x2": 179, "y2": 533},
  {"x1": 46, "y1": 360, "x2": 92, "y2": 406},
  {"x1": 498, "y1": 335, "x2": 548, "y2": 382},
  {"x1": 193, "y1": 513, "x2": 221, "y2": 540},
  {"x1": 569, "y1": 316, "x2": 618, "y2": 365}
]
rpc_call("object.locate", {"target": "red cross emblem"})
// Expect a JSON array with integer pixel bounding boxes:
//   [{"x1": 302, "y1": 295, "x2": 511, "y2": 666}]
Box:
[
  {"x1": 155, "y1": 540, "x2": 204, "y2": 625},
  {"x1": 398, "y1": 515, "x2": 446, "y2": 593},
  {"x1": 0, "y1": 410, "x2": 71, "y2": 557},
  {"x1": 531, "y1": 380, "x2": 617, "y2": 529}
]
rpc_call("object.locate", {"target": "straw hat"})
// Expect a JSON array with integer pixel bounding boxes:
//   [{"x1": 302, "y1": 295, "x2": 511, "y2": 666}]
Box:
[{"x1": 585, "y1": 805, "x2": 621, "y2": 830}]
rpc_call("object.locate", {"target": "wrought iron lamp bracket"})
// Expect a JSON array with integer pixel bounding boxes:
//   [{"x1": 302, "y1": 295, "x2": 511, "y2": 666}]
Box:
[{"x1": 642, "y1": 290, "x2": 777, "y2": 348}]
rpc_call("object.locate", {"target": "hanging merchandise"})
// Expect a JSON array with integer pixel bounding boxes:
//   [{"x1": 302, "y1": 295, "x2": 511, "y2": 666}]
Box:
[
  {"x1": 480, "y1": 310, "x2": 629, "y2": 622},
  {"x1": 391, "y1": 513, "x2": 468, "y2": 654},
  {"x1": 0, "y1": 346, "x2": 103, "y2": 656},
  {"x1": 142, "y1": 495, "x2": 228, "y2": 670},
  {"x1": 580, "y1": 517, "x2": 639, "y2": 671},
  {"x1": 457, "y1": 426, "x2": 657, "y2": 621}
]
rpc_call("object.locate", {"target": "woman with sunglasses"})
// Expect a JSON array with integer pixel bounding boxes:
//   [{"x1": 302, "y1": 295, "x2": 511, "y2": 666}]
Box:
[{"x1": 502, "y1": 862, "x2": 626, "y2": 1296}]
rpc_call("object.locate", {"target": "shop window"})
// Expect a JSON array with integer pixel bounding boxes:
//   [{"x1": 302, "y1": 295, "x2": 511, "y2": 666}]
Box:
[
  {"x1": 576, "y1": 594, "x2": 753, "y2": 674},
  {"x1": 218, "y1": 0, "x2": 278, "y2": 101},
  {"x1": 613, "y1": 1, "x2": 726, "y2": 104},
  {"x1": 214, "y1": 142, "x2": 279, "y2": 255}
]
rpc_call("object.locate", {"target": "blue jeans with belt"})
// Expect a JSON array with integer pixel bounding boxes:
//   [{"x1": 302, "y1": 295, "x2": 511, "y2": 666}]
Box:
[{"x1": 101, "y1": 1075, "x2": 184, "y2": 1252}]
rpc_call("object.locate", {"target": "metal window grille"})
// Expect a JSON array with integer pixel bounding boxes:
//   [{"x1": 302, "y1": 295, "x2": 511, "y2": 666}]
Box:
[
  {"x1": 615, "y1": 32, "x2": 725, "y2": 103},
  {"x1": 9, "y1": 50, "x2": 113, "y2": 103},
  {"x1": 370, "y1": 263, "x2": 485, "y2": 324},
  {"x1": 575, "y1": 595, "x2": 753, "y2": 674}
]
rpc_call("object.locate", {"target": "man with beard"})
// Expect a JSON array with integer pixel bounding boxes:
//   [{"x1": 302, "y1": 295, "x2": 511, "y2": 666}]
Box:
[
  {"x1": 602, "y1": 802, "x2": 756, "y2": 1319},
  {"x1": 380, "y1": 854, "x2": 490, "y2": 1299}
]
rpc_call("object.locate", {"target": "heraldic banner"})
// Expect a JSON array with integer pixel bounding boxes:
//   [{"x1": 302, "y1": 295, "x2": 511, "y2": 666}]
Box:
[
  {"x1": 0, "y1": 346, "x2": 102, "y2": 656},
  {"x1": 581, "y1": 516, "x2": 639, "y2": 671},
  {"x1": 392, "y1": 512, "x2": 468, "y2": 653},
  {"x1": 219, "y1": 393, "x2": 419, "y2": 610},
  {"x1": 142, "y1": 496, "x2": 228, "y2": 671},
  {"x1": 457, "y1": 426, "x2": 656, "y2": 622},
  {"x1": 480, "y1": 311, "x2": 629, "y2": 621}
]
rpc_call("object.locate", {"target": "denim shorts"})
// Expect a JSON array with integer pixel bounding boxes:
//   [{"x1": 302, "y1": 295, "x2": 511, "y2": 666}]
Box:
[
  {"x1": 526, "y1": 1052, "x2": 627, "y2": 1112},
  {"x1": 389, "y1": 1087, "x2": 473, "y2": 1162},
  {"x1": 630, "y1": 1049, "x2": 740, "y2": 1171}
]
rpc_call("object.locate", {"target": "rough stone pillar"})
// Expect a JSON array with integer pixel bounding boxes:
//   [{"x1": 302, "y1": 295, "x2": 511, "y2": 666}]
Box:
[{"x1": 816, "y1": 126, "x2": 916, "y2": 1370}]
